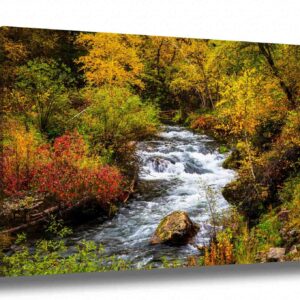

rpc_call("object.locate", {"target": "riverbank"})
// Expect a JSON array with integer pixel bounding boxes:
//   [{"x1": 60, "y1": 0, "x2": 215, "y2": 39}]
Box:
[
  {"x1": 0, "y1": 128, "x2": 143, "y2": 249},
  {"x1": 2, "y1": 121, "x2": 298, "y2": 276},
  {"x1": 1, "y1": 125, "x2": 236, "y2": 273},
  {"x1": 52, "y1": 125, "x2": 235, "y2": 268},
  {"x1": 187, "y1": 112, "x2": 300, "y2": 263}
]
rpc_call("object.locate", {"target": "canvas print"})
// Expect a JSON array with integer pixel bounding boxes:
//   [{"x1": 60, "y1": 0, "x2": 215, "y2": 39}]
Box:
[{"x1": 0, "y1": 27, "x2": 299, "y2": 277}]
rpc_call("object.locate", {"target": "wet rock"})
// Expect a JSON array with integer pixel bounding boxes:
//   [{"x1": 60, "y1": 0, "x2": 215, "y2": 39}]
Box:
[
  {"x1": 150, "y1": 157, "x2": 172, "y2": 172},
  {"x1": 184, "y1": 161, "x2": 207, "y2": 174},
  {"x1": 222, "y1": 149, "x2": 242, "y2": 170},
  {"x1": 222, "y1": 180, "x2": 262, "y2": 224},
  {"x1": 196, "y1": 244, "x2": 205, "y2": 255},
  {"x1": 150, "y1": 211, "x2": 199, "y2": 246},
  {"x1": 267, "y1": 247, "x2": 286, "y2": 262}
]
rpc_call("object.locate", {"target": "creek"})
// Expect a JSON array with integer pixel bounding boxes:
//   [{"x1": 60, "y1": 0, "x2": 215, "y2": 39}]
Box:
[{"x1": 66, "y1": 126, "x2": 235, "y2": 268}]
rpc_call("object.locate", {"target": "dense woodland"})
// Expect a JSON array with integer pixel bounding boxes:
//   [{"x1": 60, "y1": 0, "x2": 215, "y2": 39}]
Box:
[{"x1": 0, "y1": 27, "x2": 299, "y2": 275}]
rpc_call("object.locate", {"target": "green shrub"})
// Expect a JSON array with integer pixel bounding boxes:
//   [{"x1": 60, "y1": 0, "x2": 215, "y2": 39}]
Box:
[
  {"x1": 81, "y1": 87, "x2": 160, "y2": 157},
  {"x1": 0, "y1": 222, "x2": 131, "y2": 277},
  {"x1": 255, "y1": 214, "x2": 282, "y2": 250},
  {"x1": 219, "y1": 145, "x2": 229, "y2": 154},
  {"x1": 279, "y1": 173, "x2": 300, "y2": 203}
]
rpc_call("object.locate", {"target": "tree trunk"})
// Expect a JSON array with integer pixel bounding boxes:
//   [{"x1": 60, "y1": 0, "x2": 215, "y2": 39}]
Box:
[{"x1": 258, "y1": 43, "x2": 296, "y2": 109}]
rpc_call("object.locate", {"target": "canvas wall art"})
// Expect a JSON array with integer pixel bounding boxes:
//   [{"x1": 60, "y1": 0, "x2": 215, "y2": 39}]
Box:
[{"x1": 0, "y1": 26, "x2": 299, "y2": 277}]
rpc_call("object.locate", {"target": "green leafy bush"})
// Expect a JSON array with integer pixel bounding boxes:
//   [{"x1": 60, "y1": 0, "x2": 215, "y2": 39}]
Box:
[
  {"x1": 14, "y1": 58, "x2": 75, "y2": 136},
  {"x1": 81, "y1": 87, "x2": 159, "y2": 157},
  {"x1": 0, "y1": 221, "x2": 130, "y2": 277}
]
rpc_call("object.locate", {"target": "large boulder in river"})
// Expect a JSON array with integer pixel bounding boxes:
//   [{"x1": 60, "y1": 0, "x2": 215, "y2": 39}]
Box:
[{"x1": 150, "y1": 211, "x2": 199, "y2": 246}]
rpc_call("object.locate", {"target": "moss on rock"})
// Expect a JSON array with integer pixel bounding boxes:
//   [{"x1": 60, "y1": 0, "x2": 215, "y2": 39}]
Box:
[{"x1": 150, "y1": 211, "x2": 199, "y2": 246}]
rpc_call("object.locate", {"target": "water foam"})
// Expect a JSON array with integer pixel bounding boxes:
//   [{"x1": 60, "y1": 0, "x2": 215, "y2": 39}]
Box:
[{"x1": 67, "y1": 126, "x2": 235, "y2": 268}]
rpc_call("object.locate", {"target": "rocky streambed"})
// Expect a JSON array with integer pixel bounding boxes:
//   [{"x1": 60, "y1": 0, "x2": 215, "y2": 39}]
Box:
[{"x1": 65, "y1": 126, "x2": 236, "y2": 268}]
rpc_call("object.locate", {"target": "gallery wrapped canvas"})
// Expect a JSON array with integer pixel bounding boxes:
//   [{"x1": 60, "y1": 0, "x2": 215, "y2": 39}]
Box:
[{"x1": 0, "y1": 26, "x2": 299, "y2": 277}]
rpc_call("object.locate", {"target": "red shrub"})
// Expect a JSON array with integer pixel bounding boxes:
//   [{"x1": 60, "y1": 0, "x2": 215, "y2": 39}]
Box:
[
  {"x1": 33, "y1": 131, "x2": 123, "y2": 206},
  {"x1": 82, "y1": 166, "x2": 123, "y2": 204},
  {"x1": 3, "y1": 130, "x2": 124, "y2": 206},
  {"x1": 191, "y1": 115, "x2": 217, "y2": 130},
  {"x1": 52, "y1": 130, "x2": 87, "y2": 161}
]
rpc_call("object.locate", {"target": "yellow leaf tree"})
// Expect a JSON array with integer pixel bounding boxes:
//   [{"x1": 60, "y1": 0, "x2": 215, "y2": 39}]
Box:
[{"x1": 76, "y1": 33, "x2": 144, "y2": 89}]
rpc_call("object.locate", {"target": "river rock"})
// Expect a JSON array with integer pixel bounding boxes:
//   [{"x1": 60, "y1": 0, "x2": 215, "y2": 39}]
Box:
[
  {"x1": 150, "y1": 157, "x2": 172, "y2": 172},
  {"x1": 288, "y1": 245, "x2": 298, "y2": 256},
  {"x1": 150, "y1": 211, "x2": 199, "y2": 246},
  {"x1": 267, "y1": 247, "x2": 286, "y2": 262}
]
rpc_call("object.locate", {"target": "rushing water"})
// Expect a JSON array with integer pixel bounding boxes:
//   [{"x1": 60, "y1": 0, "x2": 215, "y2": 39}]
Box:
[{"x1": 66, "y1": 126, "x2": 235, "y2": 268}]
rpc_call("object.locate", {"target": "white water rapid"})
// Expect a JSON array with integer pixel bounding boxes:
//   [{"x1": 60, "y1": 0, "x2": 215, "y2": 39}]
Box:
[{"x1": 67, "y1": 126, "x2": 235, "y2": 268}]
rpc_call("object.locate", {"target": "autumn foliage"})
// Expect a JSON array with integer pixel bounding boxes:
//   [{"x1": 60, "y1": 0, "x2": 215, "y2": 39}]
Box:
[
  {"x1": 204, "y1": 231, "x2": 234, "y2": 266},
  {"x1": 191, "y1": 114, "x2": 218, "y2": 131},
  {"x1": 1, "y1": 124, "x2": 39, "y2": 197},
  {"x1": 2, "y1": 130, "x2": 123, "y2": 206},
  {"x1": 1, "y1": 27, "x2": 300, "y2": 269}
]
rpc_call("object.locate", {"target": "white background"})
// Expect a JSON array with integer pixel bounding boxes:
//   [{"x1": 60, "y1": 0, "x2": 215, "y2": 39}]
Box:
[{"x1": 1, "y1": 0, "x2": 300, "y2": 299}]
